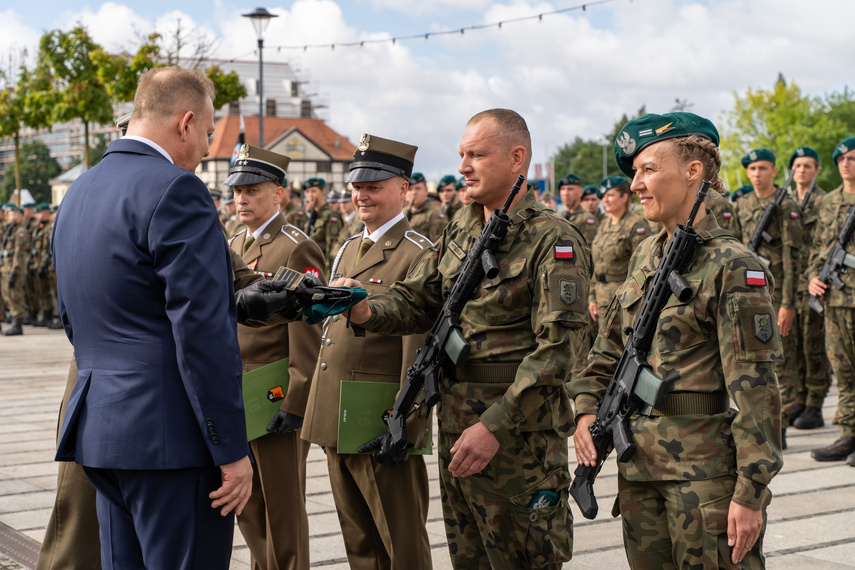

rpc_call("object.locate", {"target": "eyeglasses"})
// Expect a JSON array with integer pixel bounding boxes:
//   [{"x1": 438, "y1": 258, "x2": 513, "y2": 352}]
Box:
[{"x1": 838, "y1": 156, "x2": 855, "y2": 164}]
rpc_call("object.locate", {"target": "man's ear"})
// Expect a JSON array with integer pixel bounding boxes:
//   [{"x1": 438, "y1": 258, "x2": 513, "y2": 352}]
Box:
[{"x1": 178, "y1": 111, "x2": 194, "y2": 142}]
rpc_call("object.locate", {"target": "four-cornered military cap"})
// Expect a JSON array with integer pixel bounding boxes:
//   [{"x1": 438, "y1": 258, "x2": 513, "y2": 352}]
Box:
[
  {"x1": 731, "y1": 184, "x2": 754, "y2": 201},
  {"x1": 741, "y1": 148, "x2": 776, "y2": 169},
  {"x1": 558, "y1": 174, "x2": 583, "y2": 187},
  {"x1": 832, "y1": 136, "x2": 855, "y2": 164},
  {"x1": 224, "y1": 144, "x2": 290, "y2": 187},
  {"x1": 599, "y1": 176, "x2": 629, "y2": 195},
  {"x1": 583, "y1": 184, "x2": 600, "y2": 198},
  {"x1": 789, "y1": 146, "x2": 819, "y2": 168},
  {"x1": 346, "y1": 134, "x2": 418, "y2": 184},
  {"x1": 614, "y1": 112, "x2": 719, "y2": 177},
  {"x1": 438, "y1": 174, "x2": 457, "y2": 188}
]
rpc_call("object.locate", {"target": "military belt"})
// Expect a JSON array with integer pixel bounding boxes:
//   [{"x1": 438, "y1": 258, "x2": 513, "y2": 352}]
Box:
[
  {"x1": 596, "y1": 274, "x2": 624, "y2": 283},
  {"x1": 648, "y1": 391, "x2": 730, "y2": 417},
  {"x1": 454, "y1": 362, "x2": 519, "y2": 383}
]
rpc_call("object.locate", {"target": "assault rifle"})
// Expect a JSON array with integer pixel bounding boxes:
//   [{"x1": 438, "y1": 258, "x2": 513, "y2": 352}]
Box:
[
  {"x1": 570, "y1": 179, "x2": 711, "y2": 520},
  {"x1": 799, "y1": 174, "x2": 819, "y2": 211},
  {"x1": 372, "y1": 175, "x2": 525, "y2": 454},
  {"x1": 808, "y1": 201, "x2": 855, "y2": 315},
  {"x1": 747, "y1": 170, "x2": 795, "y2": 266}
]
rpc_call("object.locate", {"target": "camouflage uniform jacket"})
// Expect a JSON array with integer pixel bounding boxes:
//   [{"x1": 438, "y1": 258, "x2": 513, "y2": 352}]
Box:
[
  {"x1": 302, "y1": 202, "x2": 343, "y2": 264},
  {"x1": 1, "y1": 222, "x2": 32, "y2": 275},
  {"x1": 332, "y1": 211, "x2": 364, "y2": 255},
  {"x1": 281, "y1": 200, "x2": 304, "y2": 228},
  {"x1": 570, "y1": 213, "x2": 783, "y2": 510},
  {"x1": 362, "y1": 189, "x2": 592, "y2": 437},
  {"x1": 589, "y1": 210, "x2": 650, "y2": 305},
  {"x1": 797, "y1": 186, "x2": 826, "y2": 293},
  {"x1": 441, "y1": 200, "x2": 463, "y2": 223},
  {"x1": 808, "y1": 186, "x2": 855, "y2": 307},
  {"x1": 705, "y1": 189, "x2": 735, "y2": 232},
  {"x1": 29, "y1": 221, "x2": 50, "y2": 271},
  {"x1": 731, "y1": 189, "x2": 802, "y2": 307},
  {"x1": 562, "y1": 206, "x2": 601, "y2": 246},
  {"x1": 405, "y1": 201, "x2": 446, "y2": 243}
]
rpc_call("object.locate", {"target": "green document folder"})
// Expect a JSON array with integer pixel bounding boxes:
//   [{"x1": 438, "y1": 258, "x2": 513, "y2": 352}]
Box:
[
  {"x1": 337, "y1": 380, "x2": 432, "y2": 455},
  {"x1": 242, "y1": 358, "x2": 290, "y2": 441}
]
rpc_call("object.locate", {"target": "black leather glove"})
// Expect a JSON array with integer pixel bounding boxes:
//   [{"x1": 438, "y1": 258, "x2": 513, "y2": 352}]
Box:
[
  {"x1": 235, "y1": 270, "x2": 323, "y2": 325},
  {"x1": 266, "y1": 410, "x2": 303, "y2": 435},
  {"x1": 7, "y1": 272, "x2": 16, "y2": 288},
  {"x1": 357, "y1": 432, "x2": 413, "y2": 465}
]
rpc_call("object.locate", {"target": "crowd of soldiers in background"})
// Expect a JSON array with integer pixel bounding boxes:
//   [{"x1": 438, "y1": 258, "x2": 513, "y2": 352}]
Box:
[{"x1": 0, "y1": 191, "x2": 62, "y2": 336}]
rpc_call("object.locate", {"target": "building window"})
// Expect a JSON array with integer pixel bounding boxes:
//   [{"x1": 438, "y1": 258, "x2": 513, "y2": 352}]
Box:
[{"x1": 316, "y1": 161, "x2": 331, "y2": 173}]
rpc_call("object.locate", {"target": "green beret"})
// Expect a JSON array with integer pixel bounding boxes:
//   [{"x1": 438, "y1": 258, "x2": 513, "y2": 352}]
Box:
[
  {"x1": 438, "y1": 174, "x2": 457, "y2": 188},
  {"x1": 583, "y1": 184, "x2": 599, "y2": 198},
  {"x1": 541, "y1": 191, "x2": 555, "y2": 201},
  {"x1": 410, "y1": 172, "x2": 426, "y2": 185},
  {"x1": 614, "y1": 112, "x2": 719, "y2": 177},
  {"x1": 304, "y1": 177, "x2": 326, "y2": 189},
  {"x1": 455, "y1": 177, "x2": 466, "y2": 190},
  {"x1": 599, "y1": 176, "x2": 630, "y2": 196},
  {"x1": 558, "y1": 174, "x2": 582, "y2": 187},
  {"x1": 788, "y1": 146, "x2": 819, "y2": 169},
  {"x1": 731, "y1": 184, "x2": 754, "y2": 201},
  {"x1": 832, "y1": 136, "x2": 855, "y2": 164},
  {"x1": 741, "y1": 148, "x2": 776, "y2": 169},
  {"x1": 50, "y1": 205, "x2": 59, "y2": 213},
  {"x1": 35, "y1": 203, "x2": 50, "y2": 212}
]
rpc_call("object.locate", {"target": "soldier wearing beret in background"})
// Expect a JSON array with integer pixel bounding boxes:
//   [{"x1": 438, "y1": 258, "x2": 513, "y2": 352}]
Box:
[
  {"x1": 301, "y1": 177, "x2": 343, "y2": 270},
  {"x1": 731, "y1": 184, "x2": 754, "y2": 201},
  {"x1": 788, "y1": 145, "x2": 831, "y2": 430},
  {"x1": 1, "y1": 205, "x2": 31, "y2": 336},
  {"x1": 404, "y1": 172, "x2": 446, "y2": 242},
  {"x1": 809, "y1": 136, "x2": 855, "y2": 465},
  {"x1": 731, "y1": 148, "x2": 803, "y2": 446},
  {"x1": 437, "y1": 173, "x2": 462, "y2": 222},
  {"x1": 704, "y1": 184, "x2": 735, "y2": 232},
  {"x1": 572, "y1": 111, "x2": 782, "y2": 569},
  {"x1": 587, "y1": 176, "x2": 650, "y2": 329},
  {"x1": 581, "y1": 184, "x2": 604, "y2": 220},
  {"x1": 559, "y1": 174, "x2": 598, "y2": 246}
]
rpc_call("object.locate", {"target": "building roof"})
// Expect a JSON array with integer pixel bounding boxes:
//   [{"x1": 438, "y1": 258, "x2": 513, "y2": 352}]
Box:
[
  {"x1": 208, "y1": 115, "x2": 356, "y2": 161},
  {"x1": 49, "y1": 162, "x2": 88, "y2": 185}
]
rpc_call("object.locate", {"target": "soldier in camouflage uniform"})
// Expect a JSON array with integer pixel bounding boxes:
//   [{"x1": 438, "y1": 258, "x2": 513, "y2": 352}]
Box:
[
  {"x1": 0, "y1": 204, "x2": 9, "y2": 324},
  {"x1": 588, "y1": 176, "x2": 650, "y2": 328},
  {"x1": 282, "y1": 184, "x2": 305, "y2": 227},
  {"x1": 573, "y1": 111, "x2": 783, "y2": 569},
  {"x1": 301, "y1": 177, "x2": 343, "y2": 269},
  {"x1": 559, "y1": 174, "x2": 598, "y2": 245},
  {"x1": 808, "y1": 136, "x2": 855, "y2": 465},
  {"x1": 437, "y1": 174, "x2": 462, "y2": 222},
  {"x1": 2, "y1": 205, "x2": 32, "y2": 336},
  {"x1": 731, "y1": 148, "x2": 803, "y2": 438},
  {"x1": 705, "y1": 187, "x2": 735, "y2": 231},
  {"x1": 28, "y1": 205, "x2": 52, "y2": 326},
  {"x1": 345, "y1": 109, "x2": 591, "y2": 569},
  {"x1": 788, "y1": 146, "x2": 831, "y2": 430},
  {"x1": 332, "y1": 188, "x2": 364, "y2": 255},
  {"x1": 581, "y1": 184, "x2": 602, "y2": 218},
  {"x1": 405, "y1": 172, "x2": 446, "y2": 242}
]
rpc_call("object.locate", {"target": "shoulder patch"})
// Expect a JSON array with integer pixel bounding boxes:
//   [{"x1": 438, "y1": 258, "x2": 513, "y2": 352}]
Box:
[
  {"x1": 745, "y1": 270, "x2": 766, "y2": 286},
  {"x1": 789, "y1": 211, "x2": 799, "y2": 220},
  {"x1": 586, "y1": 218, "x2": 596, "y2": 224},
  {"x1": 330, "y1": 216, "x2": 339, "y2": 223},
  {"x1": 722, "y1": 212, "x2": 732, "y2": 219},
  {"x1": 554, "y1": 244, "x2": 575, "y2": 261},
  {"x1": 636, "y1": 227, "x2": 646, "y2": 235},
  {"x1": 403, "y1": 230, "x2": 429, "y2": 249},
  {"x1": 559, "y1": 278, "x2": 578, "y2": 306},
  {"x1": 753, "y1": 313, "x2": 774, "y2": 343}
]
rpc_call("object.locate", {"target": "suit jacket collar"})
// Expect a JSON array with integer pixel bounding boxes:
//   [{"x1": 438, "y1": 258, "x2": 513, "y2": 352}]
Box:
[
  {"x1": 349, "y1": 217, "x2": 411, "y2": 278},
  {"x1": 103, "y1": 138, "x2": 173, "y2": 163}
]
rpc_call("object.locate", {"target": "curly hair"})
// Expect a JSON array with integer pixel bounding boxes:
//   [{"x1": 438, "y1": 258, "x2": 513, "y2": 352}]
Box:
[{"x1": 671, "y1": 135, "x2": 726, "y2": 194}]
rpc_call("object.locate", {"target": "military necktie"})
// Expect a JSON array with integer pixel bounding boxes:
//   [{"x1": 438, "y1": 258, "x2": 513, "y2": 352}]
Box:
[
  {"x1": 242, "y1": 235, "x2": 255, "y2": 255},
  {"x1": 355, "y1": 238, "x2": 374, "y2": 262}
]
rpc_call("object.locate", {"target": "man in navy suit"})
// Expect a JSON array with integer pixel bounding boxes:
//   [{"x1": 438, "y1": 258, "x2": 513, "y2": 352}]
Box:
[{"x1": 51, "y1": 66, "x2": 253, "y2": 569}]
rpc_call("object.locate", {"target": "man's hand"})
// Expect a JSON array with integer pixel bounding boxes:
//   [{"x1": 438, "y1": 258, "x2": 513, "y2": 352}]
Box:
[
  {"x1": 587, "y1": 301, "x2": 598, "y2": 322},
  {"x1": 235, "y1": 271, "x2": 323, "y2": 324},
  {"x1": 727, "y1": 501, "x2": 763, "y2": 564},
  {"x1": 358, "y1": 432, "x2": 412, "y2": 465},
  {"x1": 334, "y1": 277, "x2": 371, "y2": 324},
  {"x1": 209, "y1": 456, "x2": 253, "y2": 517},
  {"x1": 777, "y1": 306, "x2": 795, "y2": 337},
  {"x1": 808, "y1": 276, "x2": 828, "y2": 298},
  {"x1": 448, "y1": 422, "x2": 500, "y2": 477},
  {"x1": 266, "y1": 410, "x2": 303, "y2": 435},
  {"x1": 573, "y1": 414, "x2": 598, "y2": 466}
]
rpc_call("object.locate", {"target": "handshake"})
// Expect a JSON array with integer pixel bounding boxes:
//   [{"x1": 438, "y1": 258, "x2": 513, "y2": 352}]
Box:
[{"x1": 236, "y1": 267, "x2": 365, "y2": 327}]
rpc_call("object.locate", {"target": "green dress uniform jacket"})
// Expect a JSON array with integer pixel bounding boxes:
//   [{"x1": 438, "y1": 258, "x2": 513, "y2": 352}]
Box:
[
  {"x1": 405, "y1": 201, "x2": 446, "y2": 243},
  {"x1": 589, "y1": 210, "x2": 650, "y2": 320}
]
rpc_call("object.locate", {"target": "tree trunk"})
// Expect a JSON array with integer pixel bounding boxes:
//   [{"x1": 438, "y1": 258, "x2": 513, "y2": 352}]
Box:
[
  {"x1": 83, "y1": 121, "x2": 90, "y2": 169},
  {"x1": 13, "y1": 132, "x2": 21, "y2": 197}
]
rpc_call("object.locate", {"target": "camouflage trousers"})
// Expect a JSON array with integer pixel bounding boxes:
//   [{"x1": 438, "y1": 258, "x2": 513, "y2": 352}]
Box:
[
  {"x1": 617, "y1": 474, "x2": 767, "y2": 570},
  {"x1": 825, "y1": 307, "x2": 855, "y2": 437},
  {"x1": 774, "y1": 301, "x2": 801, "y2": 425},
  {"x1": 438, "y1": 427, "x2": 573, "y2": 570},
  {"x1": 1, "y1": 269, "x2": 27, "y2": 319},
  {"x1": 794, "y1": 291, "x2": 832, "y2": 408}
]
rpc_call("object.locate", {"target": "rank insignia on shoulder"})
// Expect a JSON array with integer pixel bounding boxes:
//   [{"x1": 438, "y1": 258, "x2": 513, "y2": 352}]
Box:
[
  {"x1": 746, "y1": 270, "x2": 766, "y2": 286},
  {"x1": 369, "y1": 278, "x2": 382, "y2": 284},
  {"x1": 267, "y1": 386, "x2": 285, "y2": 402},
  {"x1": 636, "y1": 227, "x2": 646, "y2": 235},
  {"x1": 305, "y1": 267, "x2": 320, "y2": 279},
  {"x1": 753, "y1": 313, "x2": 774, "y2": 343},
  {"x1": 554, "y1": 244, "x2": 574, "y2": 260},
  {"x1": 790, "y1": 211, "x2": 798, "y2": 220},
  {"x1": 723, "y1": 212, "x2": 732, "y2": 219}
]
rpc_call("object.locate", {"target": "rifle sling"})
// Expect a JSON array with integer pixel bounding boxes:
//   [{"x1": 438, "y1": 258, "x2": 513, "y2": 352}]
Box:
[
  {"x1": 648, "y1": 391, "x2": 730, "y2": 417},
  {"x1": 454, "y1": 362, "x2": 519, "y2": 383}
]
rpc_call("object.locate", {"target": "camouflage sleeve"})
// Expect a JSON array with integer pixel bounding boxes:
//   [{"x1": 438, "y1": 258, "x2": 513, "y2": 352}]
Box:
[
  {"x1": 568, "y1": 294, "x2": 623, "y2": 416},
  {"x1": 730, "y1": 202, "x2": 743, "y2": 242},
  {"x1": 430, "y1": 212, "x2": 446, "y2": 243},
  {"x1": 717, "y1": 258, "x2": 783, "y2": 510},
  {"x1": 479, "y1": 230, "x2": 591, "y2": 434},
  {"x1": 779, "y1": 206, "x2": 802, "y2": 307},
  {"x1": 12, "y1": 230, "x2": 32, "y2": 273},
  {"x1": 630, "y1": 219, "x2": 651, "y2": 251},
  {"x1": 808, "y1": 196, "x2": 836, "y2": 279}
]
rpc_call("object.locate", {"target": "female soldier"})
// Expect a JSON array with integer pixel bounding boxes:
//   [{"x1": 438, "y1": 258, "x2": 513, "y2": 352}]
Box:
[
  {"x1": 588, "y1": 176, "x2": 650, "y2": 326},
  {"x1": 571, "y1": 112, "x2": 783, "y2": 569}
]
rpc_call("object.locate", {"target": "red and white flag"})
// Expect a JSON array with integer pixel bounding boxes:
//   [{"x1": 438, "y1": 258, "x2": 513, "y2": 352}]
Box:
[
  {"x1": 746, "y1": 270, "x2": 766, "y2": 286},
  {"x1": 555, "y1": 245, "x2": 574, "y2": 260}
]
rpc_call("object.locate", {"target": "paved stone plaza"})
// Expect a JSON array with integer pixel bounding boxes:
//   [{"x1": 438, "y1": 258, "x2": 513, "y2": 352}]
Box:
[{"x1": 1, "y1": 325, "x2": 854, "y2": 568}]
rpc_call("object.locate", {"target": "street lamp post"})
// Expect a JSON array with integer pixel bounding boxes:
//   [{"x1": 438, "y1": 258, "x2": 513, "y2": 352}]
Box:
[{"x1": 242, "y1": 7, "x2": 278, "y2": 148}]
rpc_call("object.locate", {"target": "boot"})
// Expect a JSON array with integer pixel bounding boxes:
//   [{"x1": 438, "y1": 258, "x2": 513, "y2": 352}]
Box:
[
  {"x1": 33, "y1": 311, "x2": 48, "y2": 327},
  {"x1": 23, "y1": 310, "x2": 36, "y2": 325},
  {"x1": 781, "y1": 428, "x2": 787, "y2": 451},
  {"x1": 793, "y1": 406, "x2": 824, "y2": 430},
  {"x1": 789, "y1": 403, "x2": 805, "y2": 426},
  {"x1": 811, "y1": 437, "x2": 855, "y2": 462},
  {"x1": 2, "y1": 318, "x2": 23, "y2": 336},
  {"x1": 48, "y1": 317, "x2": 64, "y2": 330},
  {"x1": 847, "y1": 450, "x2": 855, "y2": 467}
]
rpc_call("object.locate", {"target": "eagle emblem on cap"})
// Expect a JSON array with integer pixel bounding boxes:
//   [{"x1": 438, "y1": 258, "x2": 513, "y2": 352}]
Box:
[
  {"x1": 617, "y1": 131, "x2": 636, "y2": 155},
  {"x1": 749, "y1": 150, "x2": 757, "y2": 161},
  {"x1": 238, "y1": 144, "x2": 250, "y2": 160},
  {"x1": 839, "y1": 143, "x2": 849, "y2": 154},
  {"x1": 358, "y1": 134, "x2": 370, "y2": 151},
  {"x1": 796, "y1": 148, "x2": 805, "y2": 156}
]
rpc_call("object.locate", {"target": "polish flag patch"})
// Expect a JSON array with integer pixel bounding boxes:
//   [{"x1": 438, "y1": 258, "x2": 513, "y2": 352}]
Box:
[
  {"x1": 790, "y1": 211, "x2": 799, "y2": 220},
  {"x1": 636, "y1": 227, "x2": 646, "y2": 235},
  {"x1": 305, "y1": 267, "x2": 320, "y2": 279},
  {"x1": 555, "y1": 245, "x2": 574, "y2": 260},
  {"x1": 746, "y1": 270, "x2": 766, "y2": 286},
  {"x1": 586, "y1": 218, "x2": 596, "y2": 225},
  {"x1": 723, "y1": 212, "x2": 732, "y2": 220}
]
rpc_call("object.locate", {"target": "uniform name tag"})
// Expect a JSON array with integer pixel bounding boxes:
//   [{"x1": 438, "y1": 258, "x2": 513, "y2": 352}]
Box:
[{"x1": 448, "y1": 240, "x2": 466, "y2": 260}]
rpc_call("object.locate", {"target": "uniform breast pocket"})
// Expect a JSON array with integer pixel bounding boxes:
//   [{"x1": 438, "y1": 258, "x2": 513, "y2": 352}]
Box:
[
  {"x1": 478, "y1": 256, "x2": 530, "y2": 325},
  {"x1": 616, "y1": 274, "x2": 644, "y2": 333},
  {"x1": 655, "y1": 280, "x2": 707, "y2": 354}
]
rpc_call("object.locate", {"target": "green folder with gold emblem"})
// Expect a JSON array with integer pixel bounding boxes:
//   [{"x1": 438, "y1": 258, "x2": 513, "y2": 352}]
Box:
[
  {"x1": 242, "y1": 358, "x2": 289, "y2": 441},
  {"x1": 337, "y1": 380, "x2": 432, "y2": 455}
]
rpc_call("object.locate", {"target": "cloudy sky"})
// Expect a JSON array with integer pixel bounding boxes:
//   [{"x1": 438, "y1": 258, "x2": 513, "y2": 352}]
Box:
[{"x1": 1, "y1": 0, "x2": 852, "y2": 181}]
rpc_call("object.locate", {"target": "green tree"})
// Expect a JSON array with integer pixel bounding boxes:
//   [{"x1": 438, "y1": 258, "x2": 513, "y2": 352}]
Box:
[
  {"x1": 36, "y1": 26, "x2": 114, "y2": 169},
  {"x1": 1, "y1": 139, "x2": 60, "y2": 203}
]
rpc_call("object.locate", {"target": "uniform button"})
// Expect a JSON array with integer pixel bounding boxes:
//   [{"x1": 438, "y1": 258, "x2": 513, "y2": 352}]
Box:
[
  {"x1": 325, "y1": 339, "x2": 331, "y2": 346},
  {"x1": 320, "y1": 363, "x2": 327, "y2": 370},
  {"x1": 529, "y1": 512, "x2": 538, "y2": 522},
  {"x1": 333, "y1": 315, "x2": 339, "y2": 322}
]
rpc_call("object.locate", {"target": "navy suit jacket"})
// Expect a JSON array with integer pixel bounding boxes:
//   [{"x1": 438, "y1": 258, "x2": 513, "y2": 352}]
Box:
[{"x1": 52, "y1": 138, "x2": 249, "y2": 470}]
